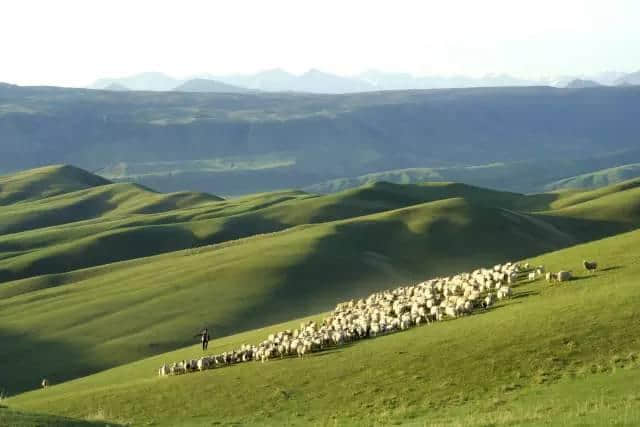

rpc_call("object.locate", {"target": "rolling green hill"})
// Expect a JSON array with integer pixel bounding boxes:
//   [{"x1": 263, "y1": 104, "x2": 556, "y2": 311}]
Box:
[
  {"x1": 304, "y1": 151, "x2": 640, "y2": 195},
  {"x1": 547, "y1": 177, "x2": 640, "y2": 210},
  {"x1": 7, "y1": 227, "x2": 640, "y2": 426},
  {"x1": 0, "y1": 181, "x2": 224, "y2": 235},
  {"x1": 1, "y1": 166, "x2": 639, "y2": 399},
  {"x1": 0, "y1": 196, "x2": 574, "y2": 395},
  {"x1": 0, "y1": 167, "x2": 533, "y2": 284},
  {"x1": 0, "y1": 164, "x2": 110, "y2": 206},
  {"x1": 544, "y1": 163, "x2": 640, "y2": 191},
  {"x1": 0, "y1": 165, "x2": 629, "y2": 287}
]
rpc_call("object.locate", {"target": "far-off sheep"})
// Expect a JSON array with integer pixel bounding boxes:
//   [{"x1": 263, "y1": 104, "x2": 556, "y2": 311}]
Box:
[
  {"x1": 583, "y1": 260, "x2": 598, "y2": 273},
  {"x1": 557, "y1": 271, "x2": 572, "y2": 282}
]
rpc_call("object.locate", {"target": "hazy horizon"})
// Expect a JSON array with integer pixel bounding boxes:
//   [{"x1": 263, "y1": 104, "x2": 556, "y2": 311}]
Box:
[
  {"x1": 1, "y1": 68, "x2": 634, "y2": 90},
  {"x1": 2, "y1": 0, "x2": 639, "y2": 88}
]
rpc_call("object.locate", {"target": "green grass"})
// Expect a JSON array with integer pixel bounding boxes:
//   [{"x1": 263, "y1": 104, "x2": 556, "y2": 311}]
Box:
[
  {"x1": 1, "y1": 167, "x2": 635, "y2": 286},
  {"x1": 0, "y1": 195, "x2": 578, "y2": 395},
  {"x1": 0, "y1": 164, "x2": 110, "y2": 206},
  {"x1": 7, "y1": 227, "x2": 640, "y2": 426},
  {"x1": 0, "y1": 406, "x2": 115, "y2": 427},
  {"x1": 546, "y1": 177, "x2": 640, "y2": 210},
  {"x1": 1, "y1": 165, "x2": 640, "y2": 424},
  {"x1": 303, "y1": 151, "x2": 640, "y2": 195},
  {"x1": 0, "y1": 177, "x2": 533, "y2": 283},
  {"x1": 544, "y1": 162, "x2": 640, "y2": 191},
  {"x1": 1, "y1": 166, "x2": 640, "y2": 397}
]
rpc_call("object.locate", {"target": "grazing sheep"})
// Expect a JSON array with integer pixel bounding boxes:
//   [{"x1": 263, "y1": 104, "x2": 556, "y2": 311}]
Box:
[
  {"x1": 41, "y1": 378, "x2": 49, "y2": 389},
  {"x1": 497, "y1": 286, "x2": 512, "y2": 300},
  {"x1": 483, "y1": 293, "x2": 494, "y2": 309},
  {"x1": 583, "y1": 260, "x2": 598, "y2": 273},
  {"x1": 197, "y1": 357, "x2": 210, "y2": 371},
  {"x1": 557, "y1": 271, "x2": 572, "y2": 282},
  {"x1": 159, "y1": 260, "x2": 545, "y2": 376},
  {"x1": 158, "y1": 364, "x2": 170, "y2": 376}
]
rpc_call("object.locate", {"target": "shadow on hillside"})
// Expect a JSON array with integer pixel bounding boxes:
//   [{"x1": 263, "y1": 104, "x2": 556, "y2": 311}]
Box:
[
  {"x1": 0, "y1": 406, "x2": 123, "y2": 426},
  {"x1": 483, "y1": 301, "x2": 524, "y2": 314},
  {"x1": 531, "y1": 213, "x2": 636, "y2": 243},
  {"x1": 305, "y1": 181, "x2": 540, "y2": 224},
  {"x1": 0, "y1": 212, "x2": 289, "y2": 288},
  {"x1": 234, "y1": 201, "x2": 640, "y2": 339},
  {"x1": 222, "y1": 204, "x2": 621, "y2": 342},
  {"x1": 0, "y1": 328, "x2": 108, "y2": 395},
  {"x1": 600, "y1": 266, "x2": 623, "y2": 272},
  {"x1": 145, "y1": 203, "x2": 640, "y2": 374},
  {"x1": 0, "y1": 187, "x2": 124, "y2": 236},
  {"x1": 515, "y1": 192, "x2": 561, "y2": 211},
  {"x1": 512, "y1": 290, "x2": 539, "y2": 300},
  {"x1": 569, "y1": 275, "x2": 596, "y2": 282}
]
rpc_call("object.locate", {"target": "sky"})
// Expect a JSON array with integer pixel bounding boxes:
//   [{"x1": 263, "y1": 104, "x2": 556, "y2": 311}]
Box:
[{"x1": 1, "y1": 0, "x2": 639, "y2": 87}]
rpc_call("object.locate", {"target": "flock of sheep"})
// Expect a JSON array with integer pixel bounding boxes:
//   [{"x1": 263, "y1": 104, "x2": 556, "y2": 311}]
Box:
[
  {"x1": 158, "y1": 260, "x2": 562, "y2": 377},
  {"x1": 33, "y1": 258, "x2": 598, "y2": 390},
  {"x1": 157, "y1": 259, "x2": 598, "y2": 377}
]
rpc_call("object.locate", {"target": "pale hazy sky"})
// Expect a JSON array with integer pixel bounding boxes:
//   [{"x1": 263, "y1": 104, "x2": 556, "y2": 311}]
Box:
[{"x1": 2, "y1": 0, "x2": 639, "y2": 87}]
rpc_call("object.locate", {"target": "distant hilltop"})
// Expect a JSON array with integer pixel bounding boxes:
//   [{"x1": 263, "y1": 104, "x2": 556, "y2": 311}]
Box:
[{"x1": 565, "y1": 79, "x2": 603, "y2": 88}]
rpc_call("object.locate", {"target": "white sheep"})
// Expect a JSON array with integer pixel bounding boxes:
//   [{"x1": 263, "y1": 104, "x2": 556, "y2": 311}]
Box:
[
  {"x1": 158, "y1": 364, "x2": 170, "y2": 376},
  {"x1": 160, "y1": 260, "x2": 553, "y2": 377},
  {"x1": 197, "y1": 357, "x2": 210, "y2": 371},
  {"x1": 497, "y1": 286, "x2": 512, "y2": 299}
]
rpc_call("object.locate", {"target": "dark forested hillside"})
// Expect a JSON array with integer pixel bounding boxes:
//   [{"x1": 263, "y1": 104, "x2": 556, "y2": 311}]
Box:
[{"x1": 2, "y1": 84, "x2": 640, "y2": 194}]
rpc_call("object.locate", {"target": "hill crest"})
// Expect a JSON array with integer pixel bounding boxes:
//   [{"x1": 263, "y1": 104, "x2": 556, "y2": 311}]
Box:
[
  {"x1": 0, "y1": 164, "x2": 111, "y2": 205},
  {"x1": 173, "y1": 78, "x2": 251, "y2": 93}
]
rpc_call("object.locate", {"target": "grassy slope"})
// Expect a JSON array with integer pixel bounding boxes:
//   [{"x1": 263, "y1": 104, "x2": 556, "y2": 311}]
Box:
[
  {"x1": 533, "y1": 179, "x2": 640, "y2": 242},
  {"x1": 1, "y1": 169, "x2": 639, "y2": 397},
  {"x1": 0, "y1": 181, "x2": 224, "y2": 235},
  {"x1": 544, "y1": 162, "x2": 640, "y2": 191},
  {"x1": 2, "y1": 164, "x2": 636, "y2": 288},
  {"x1": 0, "y1": 406, "x2": 114, "y2": 427},
  {"x1": 0, "y1": 165, "x2": 321, "y2": 282},
  {"x1": 8, "y1": 228, "x2": 640, "y2": 426},
  {"x1": 0, "y1": 196, "x2": 574, "y2": 395},
  {"x1": 0, "y1": 164, "x2": 110, "y2": 206},
  {"x1": 547, "y1": 177, "x2": 640, "y2": 210},
  {"x1": 303, "y1": 150, "x2": 640, "y2": 195},
  {"x1": 0, "y1": 179, "x2": 527, "y2": 284}
]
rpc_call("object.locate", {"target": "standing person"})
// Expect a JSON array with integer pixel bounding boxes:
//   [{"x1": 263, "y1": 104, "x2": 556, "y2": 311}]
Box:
[{"x1": 195, "y1": 327, "x2": 210, "y2": 350}]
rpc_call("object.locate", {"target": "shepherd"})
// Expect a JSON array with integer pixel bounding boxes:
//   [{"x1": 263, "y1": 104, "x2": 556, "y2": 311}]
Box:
[{"x1": 195, "y1": 327, "x2": 210, "y2": 350}]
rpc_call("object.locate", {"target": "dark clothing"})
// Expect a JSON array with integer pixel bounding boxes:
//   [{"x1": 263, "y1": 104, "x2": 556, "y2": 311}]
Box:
[{"x1": 195, "y1": 329, "x2": 210, "y2": 351}]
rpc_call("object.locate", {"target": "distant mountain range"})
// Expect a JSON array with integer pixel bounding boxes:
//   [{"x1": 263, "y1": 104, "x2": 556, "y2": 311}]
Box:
[
  {"x1": 103, "y1": 82, "x2": 130, "y2": 91},
  {"x1": 91, "y1": 72, "x2": 182, "y2": 91},
  {"x1": 208, "y1": 68, "x2": 376, "y2": 93},
  {"x1": 615, "y1": 71, "x2": 640, "y2": 86},
  {"x1": 565, "y1": 79, "x2": 603, "y2": 89},
  {"x1": 90, "y1": 69, "x2": 640, "y2": 94},
  {"x1": 172, "y1": 78, "x2": 251, "y2": 93}
]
